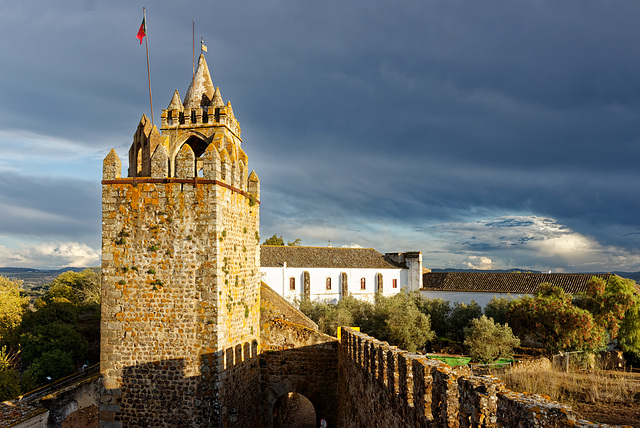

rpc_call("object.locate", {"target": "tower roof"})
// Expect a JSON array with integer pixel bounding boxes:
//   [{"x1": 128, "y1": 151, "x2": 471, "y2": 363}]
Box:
[{"x1": 183, "y1": 54, "x2": 216, "y2": 109}]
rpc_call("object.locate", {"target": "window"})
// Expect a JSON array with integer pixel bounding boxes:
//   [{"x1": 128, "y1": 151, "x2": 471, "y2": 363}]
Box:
[
  {"x1": 392, "y1": 279, "x2": 398, "y2": 289},
  {"x1": 360, "y1": 277, "x2": 366, "y2": 290},
  {"x1": 326, "y1": 277, "x2": 332, "y2": 290},
  {"x1": 289, "y1": 277, "x2": 296, "y2": 290}
]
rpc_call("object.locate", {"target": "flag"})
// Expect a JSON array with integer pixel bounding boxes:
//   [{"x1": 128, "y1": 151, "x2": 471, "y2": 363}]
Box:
[
  {"x1": 201, "y1": 39, "x2": 207, "y2": 52},
  {"x1": 137, "y1": 17, "x2": 146, "y2": 44}
]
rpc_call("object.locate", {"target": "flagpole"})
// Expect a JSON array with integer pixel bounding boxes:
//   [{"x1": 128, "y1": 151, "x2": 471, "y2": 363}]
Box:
[
  {"x1": 144, "y1": 7, "x2": 154, "y2": 126},
  {"x1": 192, "y1": 19, "x2": 195, "y2": 78}
]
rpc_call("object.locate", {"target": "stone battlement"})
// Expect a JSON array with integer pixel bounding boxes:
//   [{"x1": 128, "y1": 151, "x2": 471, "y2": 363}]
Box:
[{"x1": 339, "y1": 328, "x2": 612, "y2": 427}]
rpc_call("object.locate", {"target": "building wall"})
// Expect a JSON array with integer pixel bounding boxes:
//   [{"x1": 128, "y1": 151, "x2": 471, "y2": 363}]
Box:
[
  {"x1": 419, "y1": 290, "x2": 528, "y2": 308},
  {"x1": 261, "y1": 267, "x2": 404, "y2": 303}
]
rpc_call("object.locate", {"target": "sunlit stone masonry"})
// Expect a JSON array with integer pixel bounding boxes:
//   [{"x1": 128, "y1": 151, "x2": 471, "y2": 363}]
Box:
[{"x1": 100, "y1": 53, "x2": 261, "y2": 428}]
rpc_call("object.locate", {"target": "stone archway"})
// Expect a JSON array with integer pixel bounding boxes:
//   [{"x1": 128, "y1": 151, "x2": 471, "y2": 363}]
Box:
[{"x1": 273, "y1": 392, "x2": 316, "y2": 428}]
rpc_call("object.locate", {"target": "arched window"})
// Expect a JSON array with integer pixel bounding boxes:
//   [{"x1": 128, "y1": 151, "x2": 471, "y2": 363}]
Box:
[
  {"x1": 289, "y1": 277, "x2": 296, "y2": 290},
  {"x1": 360, "y1": 277, "x2": 366, "y2": 290},
  {"x1": 326, "y1": 277, "x2": 332, "y2": 290}
]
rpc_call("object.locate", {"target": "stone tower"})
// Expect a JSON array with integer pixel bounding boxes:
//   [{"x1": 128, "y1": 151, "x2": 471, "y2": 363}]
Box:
[{"x1": 100, "y1": 54, "x2": 261, "y2": 427}]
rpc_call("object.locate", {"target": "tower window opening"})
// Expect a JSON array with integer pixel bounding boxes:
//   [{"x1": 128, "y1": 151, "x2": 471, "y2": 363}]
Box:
[
  {"x1": 179, "y1": 112, "x2": 185, "y2": 125},
  {"x1": 185, "y1": 137, "x2": 209, "y2": 159},
  {"x1": 202, "y1": 109, "x2": 208, "y2": 123},
  {"x1": 136, "y1": 146, "x2": 142, "y2": 176},
  {"x1": 289, "y1": 277, "x2": 295, "y2": 290},
  {"x1": 190, "y1": 110, "x2": 196, "y2": 124},
  {"x1": 167, "y1": 111, "x2": 173, "y2": 125},
  {"x1": 215, "y1": 107, "x2": 221, "y2": 122}
]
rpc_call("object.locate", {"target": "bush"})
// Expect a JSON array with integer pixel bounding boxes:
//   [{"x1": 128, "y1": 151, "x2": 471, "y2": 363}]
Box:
[
  {"x1": 508, "y1": 283, "x2": 605, "y2": 354},
  {"x1": 448, "y1": 301, "x2": 482, "y2": 341},
  {"x1": 299, "y1": 293, "x2": 435, "y2": 352},
  {"x1": 413, "y1": 296, "x2": 451, "y2": 338},
  {"x1": 484, "y1": 296, "x2": 513, "y2": 325},
  {"x1": 22, "y1": 349, "x2": 75, "y2": 385},
  {"x1": 464, "y1": 315, "x2": 520, "y2": 364}
]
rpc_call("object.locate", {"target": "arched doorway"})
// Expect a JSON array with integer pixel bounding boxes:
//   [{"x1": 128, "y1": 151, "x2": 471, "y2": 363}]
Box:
[
  {"x1": 273, "y1": 392, "x2": 316, "y2": 428},
  {"x1": 182, "y1": 135, "x2": 209, "y2": 177}
]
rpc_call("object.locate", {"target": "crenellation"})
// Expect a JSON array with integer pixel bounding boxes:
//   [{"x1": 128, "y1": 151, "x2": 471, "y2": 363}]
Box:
[
  {"x1": 150, "y1": 144, "x2": 168, "y2": 179},
  {"x1": 175, "y1": 143, "x2": 195, "y2": 178},
  {"x1": 103, "y1": 149, "x2": 121, "y2": 180}
]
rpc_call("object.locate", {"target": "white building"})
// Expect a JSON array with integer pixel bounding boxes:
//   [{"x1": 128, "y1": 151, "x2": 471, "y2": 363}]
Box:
[{"x1": 260, "y1": 246, "x2": 423, "y2": 303}]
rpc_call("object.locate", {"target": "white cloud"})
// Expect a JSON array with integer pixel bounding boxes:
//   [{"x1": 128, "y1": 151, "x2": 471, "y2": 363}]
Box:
[
  {"x1": 0, "y1": 241, "x2": 99, "y2": 269},
  {"x1": 432, "y1": 215, "x2": 640, "y2": 272},
  {"x1": 464, "y1": 256, "x2": 494, "y2": 270}
]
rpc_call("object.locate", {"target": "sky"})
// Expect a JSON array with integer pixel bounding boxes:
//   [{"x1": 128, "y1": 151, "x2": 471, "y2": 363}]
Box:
[{"x1": 2, "y1": 0, "x2": 640, "y2": 272}]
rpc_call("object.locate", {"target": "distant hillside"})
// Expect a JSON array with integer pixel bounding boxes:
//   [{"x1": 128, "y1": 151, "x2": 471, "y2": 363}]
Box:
[
  {"x1": 431, "y1": 268, "x2": 544, "y2": 274},
  {"x1": 0, "y1": 267, "x2": 91, "y2": 289}
]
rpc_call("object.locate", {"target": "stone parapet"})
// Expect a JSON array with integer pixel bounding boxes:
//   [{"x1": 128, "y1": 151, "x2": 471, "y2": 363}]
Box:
[{"x1": 338, "y1": 328, "x2": 612, "y2": 427}]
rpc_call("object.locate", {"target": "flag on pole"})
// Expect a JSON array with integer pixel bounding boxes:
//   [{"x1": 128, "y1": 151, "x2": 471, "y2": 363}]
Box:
[
  {"x1": 201, "y1": 38, "x2": 207, "y2": 52},
  {"x1": 137, "y1": 17, "x2": 147, "y2": 44}
]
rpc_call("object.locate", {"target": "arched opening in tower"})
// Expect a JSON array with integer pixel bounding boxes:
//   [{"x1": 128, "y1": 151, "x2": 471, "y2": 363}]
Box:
[
  {"x1": 184, "y1": 136, "x2": 209, "y2": 177},
  {"x1": 135, "y1": 143, "x2": 143, "y2": 177},
  {"x1": 272, "y1": 392, "x2": 316, "y2": 428}
]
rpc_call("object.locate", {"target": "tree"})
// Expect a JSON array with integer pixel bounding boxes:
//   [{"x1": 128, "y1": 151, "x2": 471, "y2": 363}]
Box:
[
  {"x1": 22, "y1": 349, "x2": 75, "y2": 386},
  {"x1": 0, "y1": 345, "x2": 20, "y2": 401},
  {"x1": 262, "y1": 234, "x2": 302, "y2": 246},
  {"x1": 508, "y1": 283, "x2": 605, "y2": 354},
  {"x1": 39, "y1": 268, "x2": 101, "y2": 307},
  {"x1": 298, "y1": 293, "x2": 435, "y2": 352},
  {"x1": 483, "y1": 296, "x2": 513, "y2": 325},
  {"x1": 0, "y1": 276, "x2": 28, "y2": 344},
  {"x1": 20, "y1": 322, "x2": 88, "y2": 366},
  {"x1": 618, "y1": 301, "x2": 640, "y2": 359},
  {"x1": 464, "y1": 315, "x2": 520, "y2": 364},
  {"x1": 447, "y1": 301, "x2": 482, "y2": 341},
  {"x1": 575, "y1": 275, "x2": 637, "y2": 340},
  {"x1": 367, "y1": 293, "x2": 435, "y2": 352},
  {"x1": 262, "y1": 234, "x2": 284, "y2": 246},
  {"x1": 413, "y1": 296, "x2": 451, "y2": 338}
]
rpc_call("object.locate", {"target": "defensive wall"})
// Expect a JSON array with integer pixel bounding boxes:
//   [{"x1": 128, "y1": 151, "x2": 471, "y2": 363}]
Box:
[
  {"x1": 338, "y1": 328, "x2": 611, "y2": 427},
  {"x1": 260, "y1": 282, "x2": 339, "y2": 427}
]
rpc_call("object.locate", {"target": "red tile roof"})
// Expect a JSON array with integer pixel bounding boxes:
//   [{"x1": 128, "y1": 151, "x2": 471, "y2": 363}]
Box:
[
  {"x1": 421, "y1": 272, "x2": 613, "y2": 294},
  {"x1": 260, "y1": 246, "x2": 400, "y2": 269}
]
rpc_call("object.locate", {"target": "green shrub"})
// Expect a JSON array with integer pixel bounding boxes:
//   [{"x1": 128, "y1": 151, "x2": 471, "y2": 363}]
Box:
[{"x1": 464, "y1": 315, "x2": 520, "y2": 364}]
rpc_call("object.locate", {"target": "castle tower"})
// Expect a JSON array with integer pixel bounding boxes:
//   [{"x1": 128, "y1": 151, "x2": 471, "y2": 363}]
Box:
[{"x1": 100, "y1": 54, "x2": 261, "y2": 427}]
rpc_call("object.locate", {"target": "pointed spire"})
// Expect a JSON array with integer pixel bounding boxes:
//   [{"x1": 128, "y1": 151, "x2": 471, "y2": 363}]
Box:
[
  {"x1": 167, "y1": 90, "x2": 183, "y2": 110},
  {"x1": 212, "y1": 87, "x2": 224, "y2": 108},
  {"x1": 183, "y1": 54, "x2": 215, "y2": 109}
]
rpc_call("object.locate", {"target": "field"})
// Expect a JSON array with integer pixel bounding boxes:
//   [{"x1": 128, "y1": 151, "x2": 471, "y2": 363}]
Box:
[{"x1": 497, "y1": 367, "x2": 640, "y2": 426}]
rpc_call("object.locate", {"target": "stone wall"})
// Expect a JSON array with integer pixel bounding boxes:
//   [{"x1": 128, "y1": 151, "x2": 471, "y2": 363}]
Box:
[
  {"x1": 260, "y1": 282, "x2": 318, "y2": 329},
  {"x1": 101, "y1": 145, "x2": 260, "y2": 427},
  {"x1": 260, "y1": 316, "x2": 338, "y2": 428},
  {"x1": 338, "y1": 328, "x2": 609, "y2": 427}
]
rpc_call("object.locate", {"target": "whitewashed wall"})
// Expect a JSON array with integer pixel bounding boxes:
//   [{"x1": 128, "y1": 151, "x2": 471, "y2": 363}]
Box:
[
  {"x1": 419, "y1": 290, "x2": 529, "y2": 308},
  {"x1": 261, "y1": 266, "x2": 405, "y2": 303}
]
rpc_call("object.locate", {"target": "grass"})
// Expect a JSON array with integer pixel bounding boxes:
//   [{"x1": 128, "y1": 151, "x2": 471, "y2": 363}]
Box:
[
  {"x1": 499, "y1": 367, "x2": 639, "y2": 405},
  {"x1": 427, "y1": 356, "x2": 471, "y2": 366}
]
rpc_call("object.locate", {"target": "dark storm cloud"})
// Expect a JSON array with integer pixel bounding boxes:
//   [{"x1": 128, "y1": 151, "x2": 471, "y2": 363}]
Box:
[
  {"x1": 0, "y1": 172, "x2": 100, "y2": 239},
  {"x1": 2, "y1": 0, "x2": 640, "y2": 269}
]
